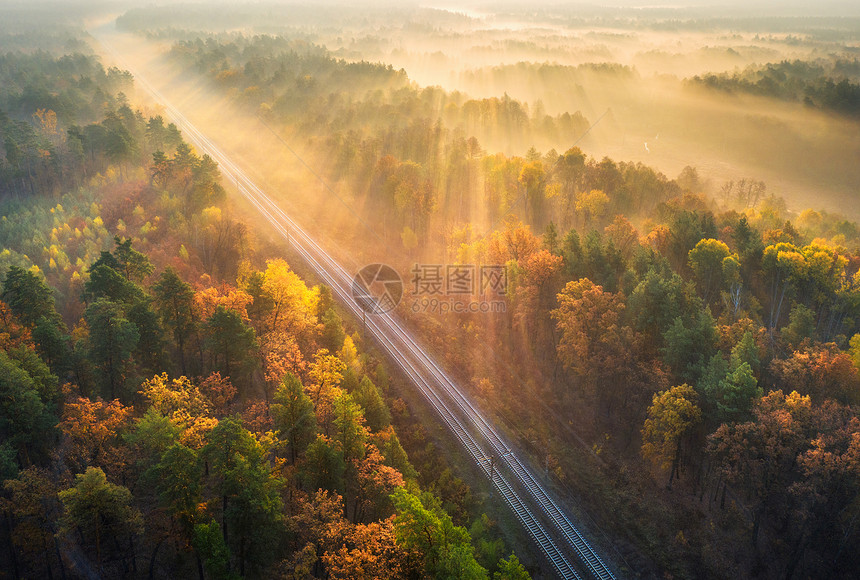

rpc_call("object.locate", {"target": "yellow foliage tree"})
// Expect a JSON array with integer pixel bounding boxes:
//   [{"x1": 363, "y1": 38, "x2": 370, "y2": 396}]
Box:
[
  {"x1": 308, "y1": 349, "x2": 346, "y2": 436},
  {"x1": 575, "y1": 189, "x2": 609, "y2": 226},
  {"x1": 642, "y1": 384, "x2": 702, "y2": 488},
  {"x1": 262, "y1": 258, "x2": 319, "y2": 336},
  {"x1": 140, "y1": 373, "x2": 211, "y2": 417}
]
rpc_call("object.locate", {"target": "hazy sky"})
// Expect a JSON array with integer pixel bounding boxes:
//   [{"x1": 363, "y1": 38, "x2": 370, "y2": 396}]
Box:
[{"x1": 6, "y1": 0, "x2": 860, "y2": 17}]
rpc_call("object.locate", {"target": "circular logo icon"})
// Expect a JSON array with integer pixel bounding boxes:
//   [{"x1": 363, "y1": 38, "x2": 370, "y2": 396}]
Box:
[{"x1": 352, "y1": 264, "x2": 403, "y2": 314}]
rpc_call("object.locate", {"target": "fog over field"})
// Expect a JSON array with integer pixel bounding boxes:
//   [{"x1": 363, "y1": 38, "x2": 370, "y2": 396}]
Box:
[{"x1": 102, "y1": 0, "x2": 860, "y2": 217}]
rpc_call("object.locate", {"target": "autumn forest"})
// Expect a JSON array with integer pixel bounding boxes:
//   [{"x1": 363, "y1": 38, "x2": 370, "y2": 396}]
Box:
[{"x1": 2, "y1": 2, "x2": 860, "y2": 580}]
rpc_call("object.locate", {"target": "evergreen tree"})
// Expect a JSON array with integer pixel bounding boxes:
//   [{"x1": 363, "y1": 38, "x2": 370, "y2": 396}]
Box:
[{"x1": 85, "y1": 298, "x2": 139, "y2": 400}]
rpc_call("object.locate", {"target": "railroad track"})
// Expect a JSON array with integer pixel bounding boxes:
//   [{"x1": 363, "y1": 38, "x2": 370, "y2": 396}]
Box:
[{"x1": 95, "y1": 32, "x2": 619, "y2": 580}]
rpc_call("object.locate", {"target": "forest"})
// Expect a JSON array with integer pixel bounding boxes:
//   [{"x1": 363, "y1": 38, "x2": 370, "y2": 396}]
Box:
[
  {"x1": 0, "y1": 42, "x2": 529, "y2": 580},
  {"x1": 134, "y1": 16, "x2": 860, "y2": 580},
  {"x1": 3, "y1": 2, "x2": 860, "y2": 579}
]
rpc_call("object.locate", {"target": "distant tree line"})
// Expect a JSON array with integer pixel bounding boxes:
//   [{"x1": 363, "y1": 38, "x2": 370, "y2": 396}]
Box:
[{"x1": 689, "y1": 58, "x2": 860, "y2": 118}]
